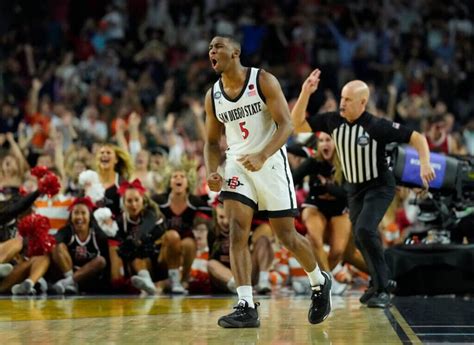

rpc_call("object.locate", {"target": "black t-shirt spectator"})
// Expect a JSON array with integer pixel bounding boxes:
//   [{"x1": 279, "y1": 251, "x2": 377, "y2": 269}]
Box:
[
  {"x1": 55, "y1": 225, "x2": 109, "y2": 267},
  {"x1": 152, "y1": 193, "x2": 212, "y2": 239}
]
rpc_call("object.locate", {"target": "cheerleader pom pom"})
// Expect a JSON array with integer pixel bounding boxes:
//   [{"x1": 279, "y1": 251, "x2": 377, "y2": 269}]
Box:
[
  {"x1": 79, "y1": 170, "x2": 100, "y2": 187},
  {"x1": 38, "y1": 173, "x2": 61, "y2": 197},
  {"x1": 27, "y1": 234, "x2": 56, "y2": 257},
  {"x1": 93, "y1": 207, "x2": 112, "y2": 222},
  {"x1": 99, "y1": 221, "x2": 119, "y2": 238},
  {"x1": 31, "y1": 166, "x2": 50, "y2": 179},
  {"x1": 86, "y1": 182, "x2": 105, "y2": 203},
  {"x1": 18, "y1": 214, "x2": 51, "y2": 238},
  {"x1": 94, "y1": 207, "x2": 118, "y2": 237}
]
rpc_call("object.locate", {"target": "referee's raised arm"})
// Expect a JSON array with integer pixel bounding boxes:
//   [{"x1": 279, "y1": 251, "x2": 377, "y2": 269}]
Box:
[{"x1": 291, "y1": 69, "x2": 321, "y2": 133}]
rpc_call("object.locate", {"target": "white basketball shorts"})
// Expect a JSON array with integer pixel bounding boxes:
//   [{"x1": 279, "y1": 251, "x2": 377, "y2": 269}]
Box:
[{"x1": 221, "y1": 147, "x2": 298, "y2": 218}]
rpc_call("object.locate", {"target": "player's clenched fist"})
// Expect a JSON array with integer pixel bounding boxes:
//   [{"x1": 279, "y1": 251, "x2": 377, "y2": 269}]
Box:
[{"x1": 207, "y1": 172, "x2": 224, "y2": 192}]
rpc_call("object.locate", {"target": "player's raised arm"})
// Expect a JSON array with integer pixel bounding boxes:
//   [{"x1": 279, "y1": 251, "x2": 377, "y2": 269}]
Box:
[
  {"x1": 203, "y1": 88, "x2": 224, "y2": 192},
  {"x1": 291, "y1": 68, "x2": 321, "y2": 133}
]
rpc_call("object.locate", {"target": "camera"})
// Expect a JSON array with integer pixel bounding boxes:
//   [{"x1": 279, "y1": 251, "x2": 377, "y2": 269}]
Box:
[{"x1": 388, "y1": 145, "x2": 474, "y2": 244}]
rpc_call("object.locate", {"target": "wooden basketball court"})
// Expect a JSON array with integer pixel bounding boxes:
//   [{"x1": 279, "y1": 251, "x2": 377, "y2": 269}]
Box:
[{"x1": 0, "y1": 291, "x2": 472, "y2": 344}]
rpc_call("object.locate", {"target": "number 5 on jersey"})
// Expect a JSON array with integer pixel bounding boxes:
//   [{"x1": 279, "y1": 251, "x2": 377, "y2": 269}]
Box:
[{"x1": 239, "y1": 121, "x2": 249, "y2": 139}]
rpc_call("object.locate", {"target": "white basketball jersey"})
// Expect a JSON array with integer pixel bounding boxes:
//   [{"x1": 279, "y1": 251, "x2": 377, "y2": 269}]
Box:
[{"x1": 212, "y1": 67, "x2": 276, "y2": 156}]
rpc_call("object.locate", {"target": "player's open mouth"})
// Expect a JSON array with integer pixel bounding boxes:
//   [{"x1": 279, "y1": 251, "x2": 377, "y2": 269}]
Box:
[{"x1": 211, "y1": 59, "x2": 218, "y2": 67}]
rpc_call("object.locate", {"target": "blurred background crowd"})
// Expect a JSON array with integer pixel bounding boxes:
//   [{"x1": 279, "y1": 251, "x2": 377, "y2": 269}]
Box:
[{"x1": 0, "y1": 0, "x2": 472, "y2": 296}]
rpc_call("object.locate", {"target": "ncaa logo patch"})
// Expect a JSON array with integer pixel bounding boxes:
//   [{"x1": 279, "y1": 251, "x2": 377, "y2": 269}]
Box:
[
  {"x1": 214, "y1": 91, "x2": 222, "y2": 99},
  {"x1": 357, "y1": 135, "x2": 370, "y2": 146}
]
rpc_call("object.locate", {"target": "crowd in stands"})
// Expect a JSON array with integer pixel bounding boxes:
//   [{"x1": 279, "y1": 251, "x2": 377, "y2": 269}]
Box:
[{"x1": 0, "y1": 0, "x2": 472, "y2": 296}]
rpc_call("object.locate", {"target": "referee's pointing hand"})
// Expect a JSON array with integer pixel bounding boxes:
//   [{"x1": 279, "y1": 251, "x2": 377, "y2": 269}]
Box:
[{"x1": 302, "y1": 69, "x2": 321, "y2": 95}]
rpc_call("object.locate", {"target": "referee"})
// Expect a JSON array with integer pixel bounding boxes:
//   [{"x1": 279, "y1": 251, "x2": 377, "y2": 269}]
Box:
[{"x1": 291, "y1": 69, "x2": 435, "y2": 308}]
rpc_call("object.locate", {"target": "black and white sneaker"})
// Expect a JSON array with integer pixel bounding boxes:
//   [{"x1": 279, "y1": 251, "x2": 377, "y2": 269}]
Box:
[
  {"x1": 308, "y1": 271, "x2": 332, "y2": 324},
  {"x1": 217, "y1": 301, "x2": 260, "y2": 328},
  {"x1": 360, "y1": 280, "x2": 397, "y2": 304}
]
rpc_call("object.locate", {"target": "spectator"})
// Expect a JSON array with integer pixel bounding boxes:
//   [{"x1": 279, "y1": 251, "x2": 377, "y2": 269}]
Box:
[{"x1": 51, "y1": 197, "x2": 109, "y2": 294}]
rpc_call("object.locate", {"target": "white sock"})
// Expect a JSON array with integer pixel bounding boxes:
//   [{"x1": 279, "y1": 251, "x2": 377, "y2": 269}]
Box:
[
  {"x1": 226, "y1": 277, "x2": 236, "y2": 292},
  {"x1": 258, "y1": 271, "x2": 270, "y2": 286},
  {"x1": 331, "y1": 262, "x2": 343, "y2": 275},
  {"x1": 63, "y1": 276, "x2": 75, "y2": 286},
  {"x1": 24, "y1": 279, "x2": 34, "y2": 288},
  {"x1": 236, "y1": 285, "x2": 254, "y2": 308},
  {"x1": 138, "y1": 270, "x2": 152, "y2": 280},
  {"x1": 64, "y1": 270, "x2": 73, "y2": 278},
  {"x1": 305, "y1": 266, "x2": 325, "y2": 287},
  {"x1": 168, "y1": 269, "x2": 180, "y2": 285}
]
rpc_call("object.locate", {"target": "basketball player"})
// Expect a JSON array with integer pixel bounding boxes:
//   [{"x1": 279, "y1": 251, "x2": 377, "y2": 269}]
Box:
[{"x1": 204, "y1": 36, "x2": 331, "y2": 328}]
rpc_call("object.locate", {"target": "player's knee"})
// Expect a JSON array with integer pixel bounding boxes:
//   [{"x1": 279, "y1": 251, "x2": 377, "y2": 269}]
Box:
[
  {"x1": 230, "y1": 233, "x2": 248, "y2": 249},
  {"x1": 276, "y1": 231, "x2": 296, "y2": 250},
  {"x1": 229, "y1": 217, "x2": 248, "y2": 232},
  {"x1": 328, "y1": 250, "x2": 344, "y2": 263},
  {"x1": 254, "y1": 235, "x2": 271, "y2": 250},
  {"x1": 229, "y1": 222, "x2": 249, "y2": 247}
]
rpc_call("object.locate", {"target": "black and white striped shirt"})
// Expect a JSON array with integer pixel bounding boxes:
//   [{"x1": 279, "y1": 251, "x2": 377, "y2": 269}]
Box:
[{"x1": 307, "y1": 112, "x2": 413, "y2": 184}]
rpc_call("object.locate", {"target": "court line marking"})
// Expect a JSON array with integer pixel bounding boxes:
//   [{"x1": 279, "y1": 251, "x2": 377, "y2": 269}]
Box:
[
  {"x1": 388, "y1": 306, "x2": 423, "y2": 344},
  {"x1": 384, "y1": 308, "x2": 411, "y2": 344},
  {"x1": 411, "y1": 325, "x2": 474, "y2": 328},
  {"x1": 416, "y1": 333, "x2": 474, "y2": 336}
]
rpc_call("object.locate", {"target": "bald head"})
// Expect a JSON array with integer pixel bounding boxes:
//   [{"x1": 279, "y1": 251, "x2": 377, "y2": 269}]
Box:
[
  {"x1": 343, "y1": 80, "x2": 370, "y2": 100},
  {"x1": 339, "y1": 80, "x2": 370, "y2": 122}
]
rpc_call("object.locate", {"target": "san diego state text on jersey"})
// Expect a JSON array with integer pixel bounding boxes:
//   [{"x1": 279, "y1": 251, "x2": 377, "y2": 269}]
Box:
[{"x1": 216, "y1": 101, "x2": 262, "y2": 123}]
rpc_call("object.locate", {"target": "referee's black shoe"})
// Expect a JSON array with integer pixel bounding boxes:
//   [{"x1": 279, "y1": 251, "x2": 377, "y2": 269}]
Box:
[
  {"x1": 367, "y1": 292, "x2": 391, "y2": 308},
  {"x1": 308, "y1": 271, "x2": 332, "y2": 324},
  {"x1": 217, "y1": 301, "x2": 260, "y2": 328},
  {"x1": 360, "y1": 279, "x2": 397, "y2": 304}
]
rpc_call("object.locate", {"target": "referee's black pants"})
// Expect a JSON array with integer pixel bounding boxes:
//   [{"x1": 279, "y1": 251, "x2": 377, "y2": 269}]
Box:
[{"x1": 347, "y1": 175, "x2": 395, "y2": 292}]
